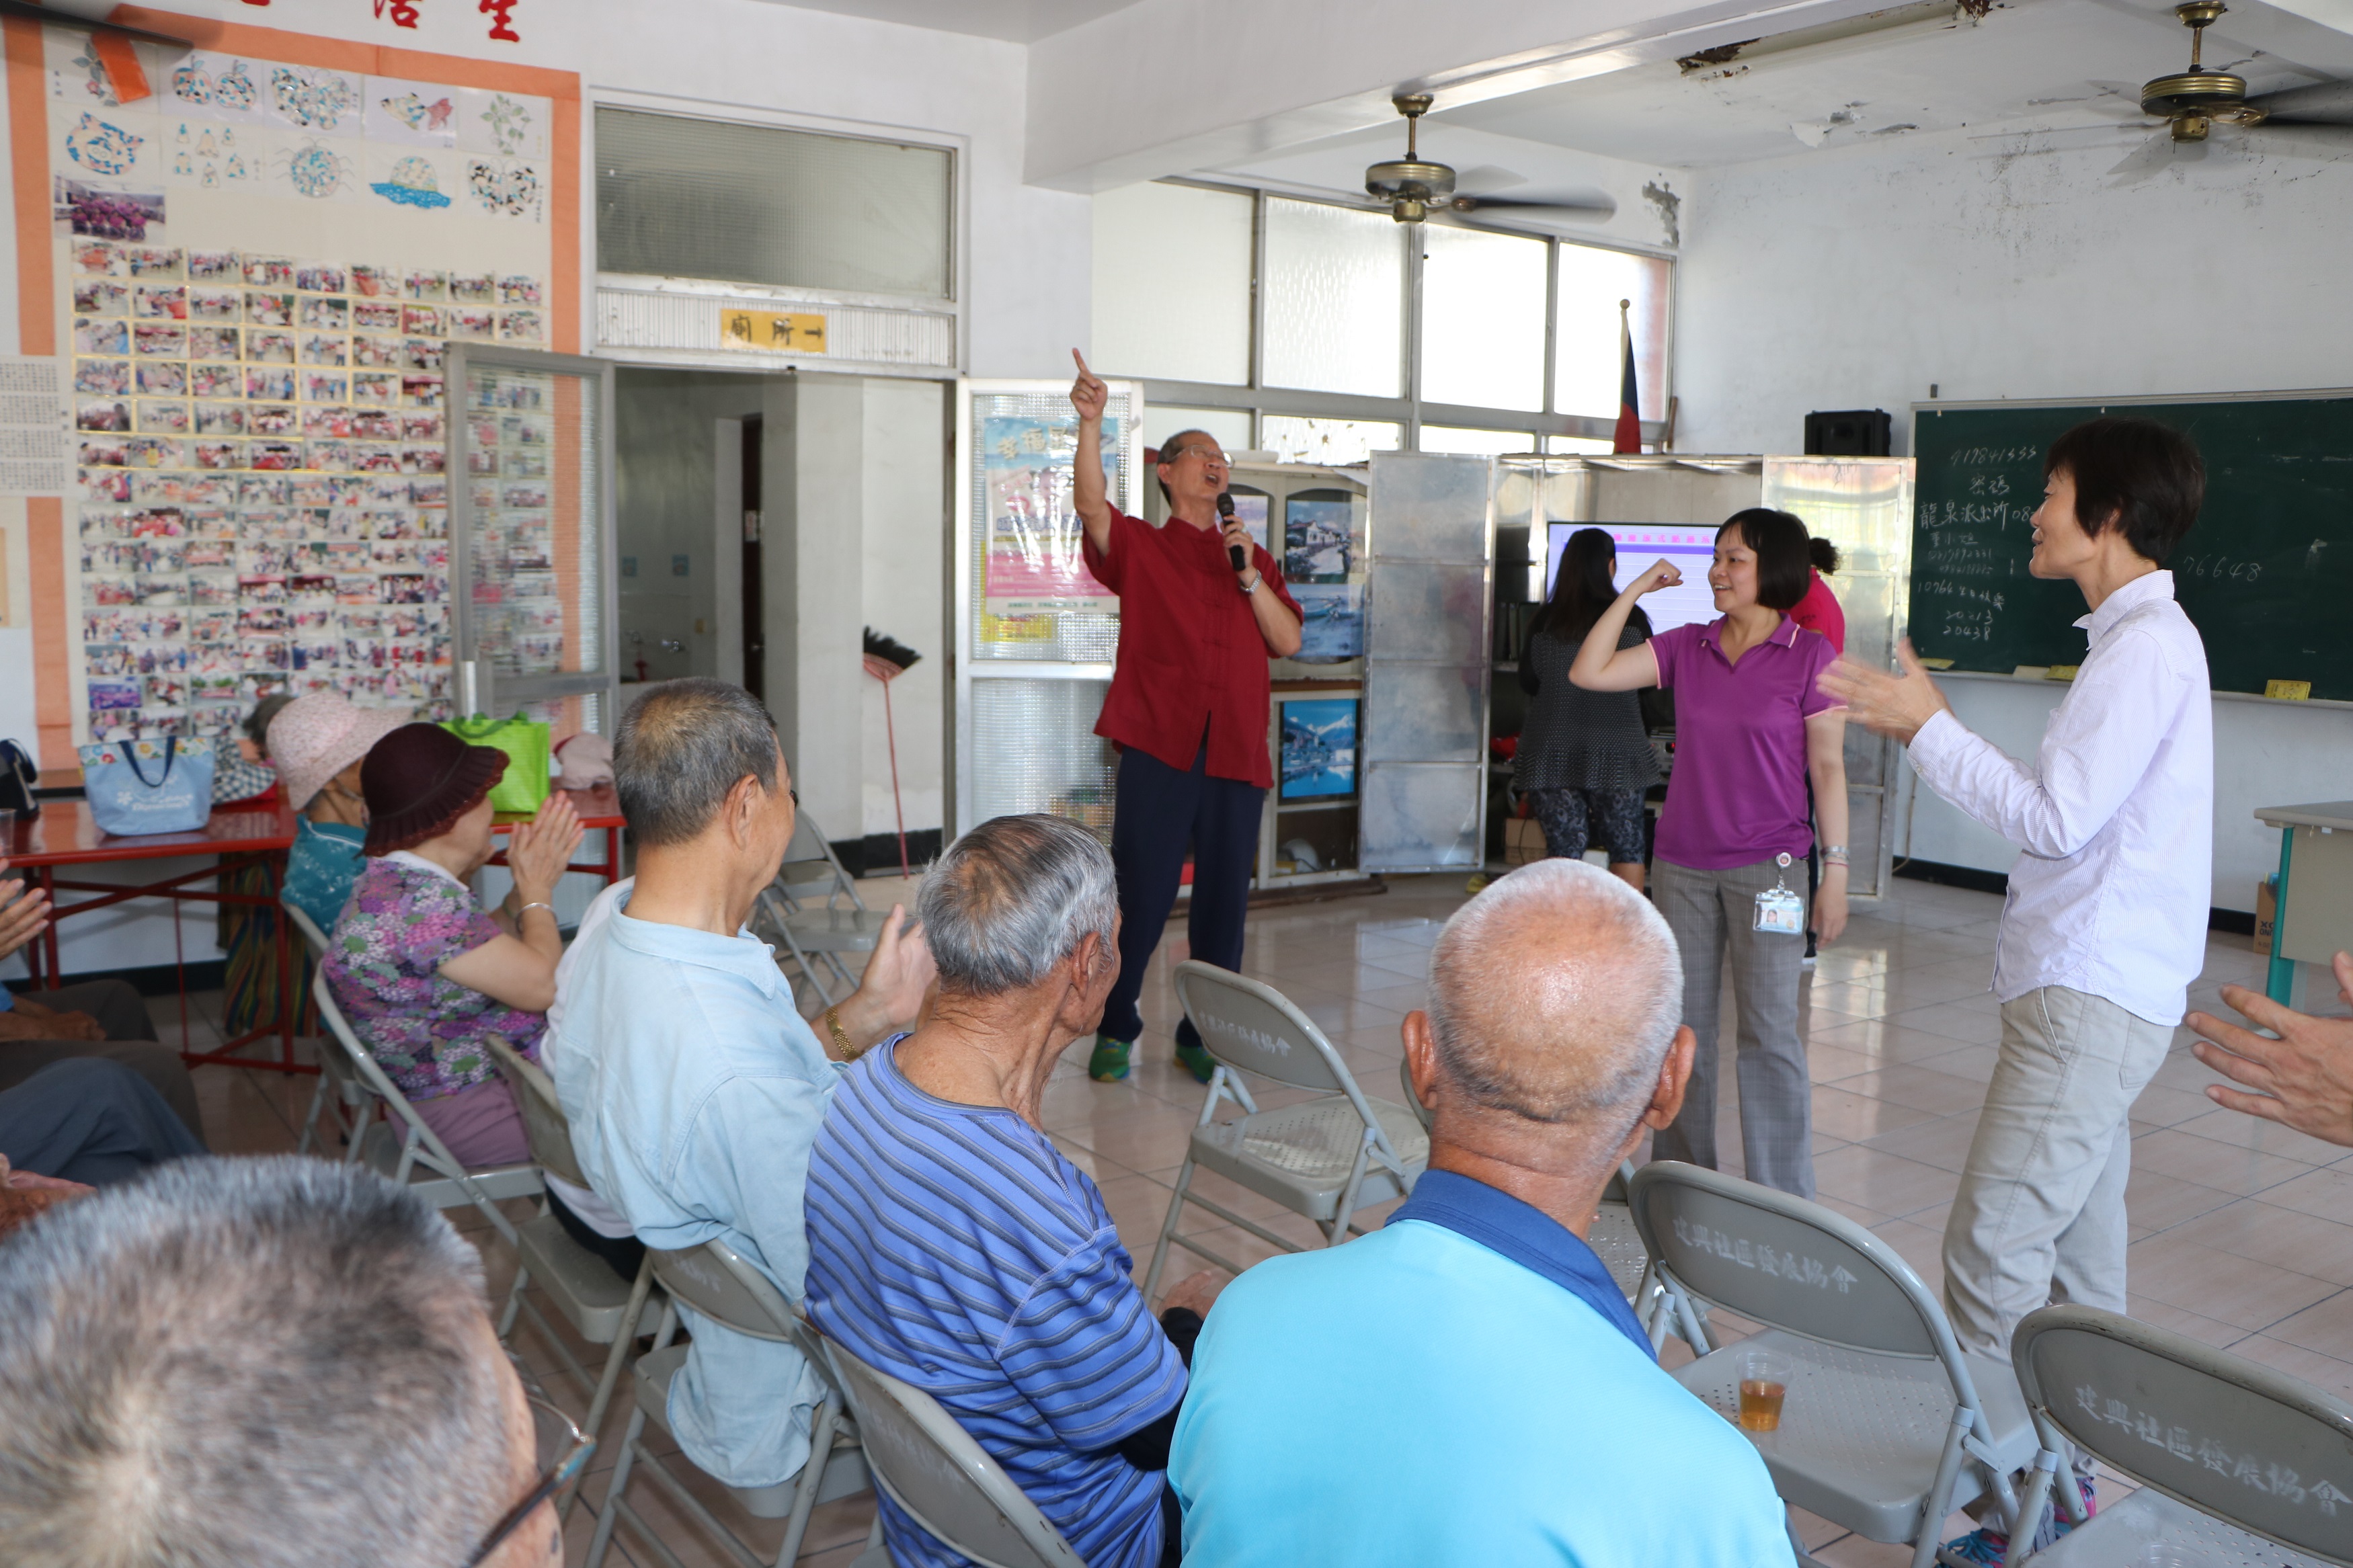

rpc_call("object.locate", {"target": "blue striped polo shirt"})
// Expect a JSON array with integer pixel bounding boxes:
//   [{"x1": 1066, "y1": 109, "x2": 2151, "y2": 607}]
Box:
[{"x1": 805, "y1": 1038, "x2": 1184, "y2": 1568}]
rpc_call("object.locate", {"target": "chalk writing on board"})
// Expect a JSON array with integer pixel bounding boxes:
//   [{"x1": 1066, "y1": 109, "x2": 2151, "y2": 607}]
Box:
[
  {"x1": 2074, "y1": 1385, "x2": 2353, "y2": 1511},
  {"x1": 1947, "y1": 445, "x2": 2041, "y2": 466},
  {"x1": 2173, "y1": 552, "x2": 2265, "y2": 586},
  {"x1": 1671, "y1": 1216, "x2": 1858, "y2": 1292},
  {"x1": 1919, "y1": 499, "x2": 2030, "y2": 532}
]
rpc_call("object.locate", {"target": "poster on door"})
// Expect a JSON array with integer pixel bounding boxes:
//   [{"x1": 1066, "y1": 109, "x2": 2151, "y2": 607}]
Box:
[{"x1": 980, "y1": 413, "x2": 1121, "y2": 618}]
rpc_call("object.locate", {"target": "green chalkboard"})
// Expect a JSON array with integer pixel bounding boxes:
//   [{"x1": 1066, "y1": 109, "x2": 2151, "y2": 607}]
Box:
[{"x1": 1910, "y1": 395, "x2": 2353, "y2": 698}]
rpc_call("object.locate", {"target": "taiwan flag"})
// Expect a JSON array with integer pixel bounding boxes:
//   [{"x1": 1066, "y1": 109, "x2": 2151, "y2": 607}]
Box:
[{"x1": 1612, "y1": 302, "x2": 1642, "y2": 454}]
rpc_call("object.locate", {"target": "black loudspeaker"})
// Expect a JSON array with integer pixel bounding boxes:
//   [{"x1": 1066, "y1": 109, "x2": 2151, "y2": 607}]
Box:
[{"x1": 1804, "y1": 409, "x2": 1892, "y2": 456}]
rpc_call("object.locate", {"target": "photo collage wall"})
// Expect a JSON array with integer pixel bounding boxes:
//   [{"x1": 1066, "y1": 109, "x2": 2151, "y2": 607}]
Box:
[{"x1": 46, "y1": 28, "x2": 556, "y2": 745}]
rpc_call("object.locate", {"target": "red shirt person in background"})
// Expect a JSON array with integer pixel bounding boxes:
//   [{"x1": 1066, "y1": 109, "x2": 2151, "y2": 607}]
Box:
[
  {"x1": 1069, "y1": 351, "x2": 1302, "y2": 1085},
  {"x1": 1786, "y1": 538, "x2": 1846, "y2": 654}
]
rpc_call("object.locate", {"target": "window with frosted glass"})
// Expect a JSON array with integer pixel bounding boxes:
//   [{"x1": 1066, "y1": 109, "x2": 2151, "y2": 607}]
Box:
[
  {"x1": 1262, "y1": 415, "x2": 1402, "y2": 466},
  {"x1": 1555, "y1": 243, "x2": 1670, "y2": 423},
  {"x1": 596, "y1": 108, "x2": 953, "y2": 300},
  {"x1": 1091, "y1": 183, "x2": 1252, "y2": 385},
  {"x1": 1420, "y1": 425, "x2": 1540, "y2": 457},
  {"x1": 1419, "y1": 226, "x2": 1547, "y2": 413},
  {"x1": 1262, "y1": 200, "x2": 1403, "y2": 397}
]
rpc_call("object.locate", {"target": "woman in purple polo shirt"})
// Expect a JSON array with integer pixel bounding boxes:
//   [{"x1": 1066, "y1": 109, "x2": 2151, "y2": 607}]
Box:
[{"x1": 1569, "y1": 507, "x2": 1848, "y2": 1198}]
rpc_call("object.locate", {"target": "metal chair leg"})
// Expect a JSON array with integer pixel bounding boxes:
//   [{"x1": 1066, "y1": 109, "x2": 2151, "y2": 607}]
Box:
[
  {"x1": 1141, "y1": 1157, "x2": 1194, "y2": 1302},
  {"x1": 560, "y1": 1256, "x2": 657, "y2": 1522},
  {"x1": 772, "y1": 1393, "x2": 842, "y2": 1567},
  {"x1": 295, "y1": 1073, "x2": 330, "y2": 1155},
  {"x1": 582, "y1": 1402, "x2": 650, "y2": 1568}
]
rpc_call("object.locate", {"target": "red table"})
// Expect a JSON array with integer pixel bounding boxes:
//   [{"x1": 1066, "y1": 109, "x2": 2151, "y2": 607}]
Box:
[{"x1": 3, "y1": 786, "x2": 626, "y2": 1075}]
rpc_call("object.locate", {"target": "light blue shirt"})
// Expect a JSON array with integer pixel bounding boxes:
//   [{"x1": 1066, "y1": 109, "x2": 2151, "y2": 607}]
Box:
[
  {"x1": 1171, "y1": 1174, "x2": 1794, "y2": 1567},
  {"x1": 551, "y1": 891, "x2": 840, "y2": 1488}
]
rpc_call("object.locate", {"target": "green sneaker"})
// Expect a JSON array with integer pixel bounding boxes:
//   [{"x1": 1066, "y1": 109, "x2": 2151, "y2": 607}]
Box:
[
  {"x1": 1174, "y1": 1039, "x2": 1217, "y2": 1084},
  {"x1": 1088, "y1": 1034, "x2": 1133, "y2": 1081}
]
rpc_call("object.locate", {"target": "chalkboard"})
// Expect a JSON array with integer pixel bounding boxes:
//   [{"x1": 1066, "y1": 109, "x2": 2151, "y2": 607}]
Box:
[{"x1": 1910, "y1": 395, "x2": 2353, "y2": 698}]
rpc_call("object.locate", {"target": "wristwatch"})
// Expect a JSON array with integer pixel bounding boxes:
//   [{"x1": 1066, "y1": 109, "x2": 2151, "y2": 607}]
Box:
[
  {"x1": 1239, "y1": 572, "x2": 1261, "y2": 595},
  {"x1": 1821, "y1": 843, "x2": 1850, "y2": 866}
]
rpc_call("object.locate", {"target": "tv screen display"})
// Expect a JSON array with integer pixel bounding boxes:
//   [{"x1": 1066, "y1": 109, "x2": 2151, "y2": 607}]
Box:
[{"x1": 1544, "y1": 522, "x2": 1721, "y2": 636}]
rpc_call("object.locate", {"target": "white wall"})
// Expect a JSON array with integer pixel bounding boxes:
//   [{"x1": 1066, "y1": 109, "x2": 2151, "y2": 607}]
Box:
[
  {"x1": 1679, "y1": 124, "x2": 2353, "y2": 913},
  {"x1": 1673, "y1": 124, "x2": 2353, "y2": 456},
  {"x1": 859, "y1": 378, "x2": 947, "y2": 848}
]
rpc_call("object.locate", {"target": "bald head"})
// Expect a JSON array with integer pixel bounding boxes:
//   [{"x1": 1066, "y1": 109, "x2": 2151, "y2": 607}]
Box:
[{"x1": 1426, "y1": 860, "x2": 1683, "y2": 1131}]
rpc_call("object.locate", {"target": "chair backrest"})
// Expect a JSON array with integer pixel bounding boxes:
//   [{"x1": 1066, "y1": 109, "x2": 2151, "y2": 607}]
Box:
[
  {"x1": 822, "y1": 1336, "x2": 1088, "y2": 1568},
  {"x1": 285, "y1": 900, "x2": 331, "y2": 960},
  {"x1": 2013, "y1": 1305, "x2": 2353, "y2": 1565},
  {"x1": 774, "y1": 807, "x2": 865, "y2": 911},
  {"x1": 1628, "y1": 1161, "x2": 1954, "y2": 1365},
  {"x1": 482, "y1": 1035, "x2": 590, "y2": 1190},
  {"x1": 1172, "y1": 959, "x2": 1355, "y2": 1096},
  {"x1": 648, "y1": 1239, "x2": 799, "y2": 1347}
]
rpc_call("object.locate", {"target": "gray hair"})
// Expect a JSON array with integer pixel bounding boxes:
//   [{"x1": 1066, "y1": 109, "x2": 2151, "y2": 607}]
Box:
[
  {"x1": 615, "y1": 677, "x2": 781, "y2": 845},
  {"x1": 1426, "y1": 859, "x2": 1683, "y2": 1128},
  {"x1": 0, "y1": 1157, "x2": 512, "y2": 1568},
  {"x1": 919, "y1": 815, "x2": 1117, "y2": 995}
]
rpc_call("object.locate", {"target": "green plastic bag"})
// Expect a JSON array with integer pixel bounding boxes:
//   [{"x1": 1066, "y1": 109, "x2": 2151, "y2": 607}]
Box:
[{"x1": 441, "y1": 712, "x2": 551, "y2": 815}]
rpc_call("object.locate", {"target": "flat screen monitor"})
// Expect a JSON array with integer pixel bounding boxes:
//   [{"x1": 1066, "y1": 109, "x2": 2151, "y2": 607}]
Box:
[{"x1": 1544, "y1": 522, "x2": 1721, "y2": 636}]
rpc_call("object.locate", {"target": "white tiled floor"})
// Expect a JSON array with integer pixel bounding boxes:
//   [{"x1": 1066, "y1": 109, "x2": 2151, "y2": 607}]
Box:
[{"x1": 173, "y1": 869, "x2": 2352, "y2": 1565}]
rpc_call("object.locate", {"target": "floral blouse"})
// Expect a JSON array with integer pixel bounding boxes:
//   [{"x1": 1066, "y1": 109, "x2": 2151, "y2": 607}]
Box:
[{"x1": 321, "y1": 856, "x2": 545, "y2": 1100}]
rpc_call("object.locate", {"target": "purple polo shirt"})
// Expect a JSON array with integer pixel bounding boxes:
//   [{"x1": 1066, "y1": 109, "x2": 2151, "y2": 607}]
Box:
[{"x1": 1650, "y1": 617, "x2": 1841, "y2": 870}]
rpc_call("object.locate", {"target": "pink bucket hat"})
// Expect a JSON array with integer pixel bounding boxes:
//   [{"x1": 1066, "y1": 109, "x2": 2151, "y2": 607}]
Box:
[{"x1": 266, "y1": 692, "x2": 411, "y2": 811}]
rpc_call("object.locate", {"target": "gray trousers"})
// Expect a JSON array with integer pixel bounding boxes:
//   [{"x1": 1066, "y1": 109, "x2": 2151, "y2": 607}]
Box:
[
  {"x1": 1943, "y1": 985, "x2": 2171, "y2": 1364},
  {"x1": 0, "y1": 979, "x2": 207, "y2": 1145},
  {"x1": 1652, "y1": 855, "x2": 1814, "y2": 1198}
]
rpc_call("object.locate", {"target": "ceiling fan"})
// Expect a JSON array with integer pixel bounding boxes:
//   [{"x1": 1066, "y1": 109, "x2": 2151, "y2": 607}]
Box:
[
  {"x1": 1363, "y1": 95, "x2": 1616, "y2": 224},
  {"x1": 2132, "y1": 1, "x2": 2353, "y2": 142}
]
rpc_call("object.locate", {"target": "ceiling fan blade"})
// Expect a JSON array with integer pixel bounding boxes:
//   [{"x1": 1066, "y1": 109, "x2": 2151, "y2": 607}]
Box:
[
  {"x1": 2106, "y1": 130, "x2": 2202, "y2": 183},
  {"x1": 1450, "y1": 194, "x2": 1618, "y2": 217},
  {"x1": 2245, "y1": 77, "x2": 2353, "y2": 124}
]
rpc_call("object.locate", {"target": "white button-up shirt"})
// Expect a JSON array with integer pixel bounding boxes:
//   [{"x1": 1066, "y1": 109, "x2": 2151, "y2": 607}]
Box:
[{"x1": 1907, "y1": 571, "x2": 2212, "y2": 1026}]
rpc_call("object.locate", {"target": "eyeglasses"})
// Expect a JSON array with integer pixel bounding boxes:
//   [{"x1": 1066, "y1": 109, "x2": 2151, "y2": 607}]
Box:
[
  {"x1": 1162, "y1": 444, "x2": 1228, "y2": 466},
  {"x1": 463, "y1": 1356, "x2": 596, "y2": 1567}
]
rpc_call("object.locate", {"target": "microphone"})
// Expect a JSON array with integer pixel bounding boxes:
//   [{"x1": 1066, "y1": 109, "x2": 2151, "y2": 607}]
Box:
[{"x1": 1219, "y1": 491, "x2": 1244, "y2": 571}]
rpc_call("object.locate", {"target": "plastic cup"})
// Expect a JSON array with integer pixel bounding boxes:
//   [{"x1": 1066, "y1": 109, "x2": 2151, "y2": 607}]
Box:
[{"x1": 1737, "y1": 1348, "x2": 1791, "y2": 1432}]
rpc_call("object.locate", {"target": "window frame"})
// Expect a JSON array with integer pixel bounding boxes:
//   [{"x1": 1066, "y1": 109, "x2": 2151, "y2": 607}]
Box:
[{"x1": 1118, "y1": 178, "x2": 1675, "y2": 456}]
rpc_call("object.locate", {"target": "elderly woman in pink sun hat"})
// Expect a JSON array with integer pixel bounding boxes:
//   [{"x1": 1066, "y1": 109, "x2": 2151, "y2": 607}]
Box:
[{"x1": 266, "y1": 691, "x2": 411, "y2": 936}]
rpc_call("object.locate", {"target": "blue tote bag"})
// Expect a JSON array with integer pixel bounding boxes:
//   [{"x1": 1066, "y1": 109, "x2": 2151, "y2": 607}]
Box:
[{"x1": 78, "y1": 737, "x2": 215, "y2": 836}]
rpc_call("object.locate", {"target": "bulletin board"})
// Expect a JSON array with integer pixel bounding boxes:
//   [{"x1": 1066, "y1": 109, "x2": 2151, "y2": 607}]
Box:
[{"x1": 6, "y1": 13, "x2": 580, "y2": 772}]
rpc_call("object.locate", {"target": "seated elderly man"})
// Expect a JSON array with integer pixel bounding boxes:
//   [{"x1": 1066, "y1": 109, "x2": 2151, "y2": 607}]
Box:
[
  {"x1": 554, "y1": 678, "x2": 932, "y2": 1494},
  {"x1": 1172, "y1": 859, "x2": 1793, "y2": 1565},
  {"x1": 0, "y1": 1157, "x2": 571, "y2": 1568},
  {"x1": 805, "y1": 814, "x2": 1222, "y2": 1568}
]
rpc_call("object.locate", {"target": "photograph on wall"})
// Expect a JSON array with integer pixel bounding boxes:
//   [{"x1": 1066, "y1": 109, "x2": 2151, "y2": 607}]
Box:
[
  {"x1": 980, "y1": 413, "x2": 1121, "y2": 618},
  {"x1": 1289, "y1": 581, "x2": 1365, "y2": 663},
  {"x1": 1279, "y1": 697, "x2": 1358, "y2": 800},
  {"x1": 1283, "y1": 493, "x2": 1354, "y2": 583}
]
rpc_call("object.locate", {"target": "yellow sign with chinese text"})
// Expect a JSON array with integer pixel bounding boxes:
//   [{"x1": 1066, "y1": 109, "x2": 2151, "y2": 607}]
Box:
[{"x1": 719, "y1": 308, "x2": 828, "y2": 354}]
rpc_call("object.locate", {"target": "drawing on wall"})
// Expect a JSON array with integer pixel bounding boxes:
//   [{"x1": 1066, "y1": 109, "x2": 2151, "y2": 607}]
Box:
[
  {"x1": 474, "y1": 93, "x2": 537, "y2": 157},
  {"x1": 1280, "y1": 698, "x2": 1359, "y2": 800},
  {"x1": 465, "y1": 159, "x2": 542, "y2": 221},
  {"x1": 280, "y1": 140, "x2": 358, "y2": 200},
  {"x1": 1283, "y1": 495, "x2": 1354, "y2": 582},
  {"x1": 268, "y1": 65, "x2": 362, "y2": 133},
  {"x1": 1289, "y1": 582, "x2": 1365, "y2": 663},
  {"x1": 66, "y1": 114, "x2": 143, "y2": 175},
  {"x1": 63, "y1": 40, "x2": 118, "y2": 107},
  {"x1": 171, "y1": 56, "x2": 260, "y2": 115},
  {"x1": 381, "y1": 92, "x2": 454, "y2": 137},
  {"x1": 372, "y1": 155, "x2": 451, "y2": 209}
]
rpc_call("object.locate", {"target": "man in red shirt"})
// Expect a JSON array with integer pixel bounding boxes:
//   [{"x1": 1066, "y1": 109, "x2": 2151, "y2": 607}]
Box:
[{"x1": 1070, "y1": 351, "x2": 1302, "y2": 1083}]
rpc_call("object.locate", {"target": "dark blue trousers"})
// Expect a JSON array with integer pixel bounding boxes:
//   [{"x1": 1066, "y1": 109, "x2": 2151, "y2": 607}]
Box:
[
  {"x1": 1098, "y1": 745, "x2": 1265, "y2": 1048},
  {"x1": 0, "y1": 1057, "x2": 205, "y2": 1186}
]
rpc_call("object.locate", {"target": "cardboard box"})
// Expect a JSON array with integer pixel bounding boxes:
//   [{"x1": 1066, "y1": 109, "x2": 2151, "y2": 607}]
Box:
[
  {"x1": 2255, "y1": 878, "x2": 2277, "y2": 956},
  {"x1": 1505, "y1": 815, "x2": 1544, "y2": 867}
]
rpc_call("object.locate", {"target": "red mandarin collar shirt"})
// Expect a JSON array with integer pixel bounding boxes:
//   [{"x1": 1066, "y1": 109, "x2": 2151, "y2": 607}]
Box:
[{"x1": 1082, "y1": 504, "x2": 1302, "y2": 790}]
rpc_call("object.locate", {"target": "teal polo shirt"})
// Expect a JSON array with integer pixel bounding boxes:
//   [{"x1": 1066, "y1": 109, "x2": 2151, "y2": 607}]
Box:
[{"x1": 1170, "y1": 1170, "x2": 1793, "y2": 1567}]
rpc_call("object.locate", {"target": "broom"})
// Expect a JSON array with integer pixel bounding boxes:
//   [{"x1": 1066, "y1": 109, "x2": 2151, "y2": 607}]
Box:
[{"x1": 862, "y1": 628, "x2": 921, "y2": 878}]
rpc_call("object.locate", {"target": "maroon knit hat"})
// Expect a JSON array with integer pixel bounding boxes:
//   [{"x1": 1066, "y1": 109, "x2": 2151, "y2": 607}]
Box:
[{"x1": 359, "y1": 723, "x2": 508, "y2": 856}]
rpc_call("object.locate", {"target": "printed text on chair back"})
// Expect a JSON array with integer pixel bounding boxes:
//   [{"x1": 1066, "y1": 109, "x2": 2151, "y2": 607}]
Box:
[
  {"x1": 824, "y1": 1342, "x2": 1084, "y2": 1568},
  {"x1": 2016, "y1": 1309, "x2": 2353, "y2": 1564},
  {"x1": 1632, "y1": 1166, "x2": 1939, "y2": 1357},
  {"x1": 649, "y1": 1243, "x2": 795, "y2": 1344},
  {"x1": 1173, "y1": 963, "x2": 1347, "y2": 1094},
  {"x1": 484, "y1": 1038, "x2": 590, "y2": 1190}
]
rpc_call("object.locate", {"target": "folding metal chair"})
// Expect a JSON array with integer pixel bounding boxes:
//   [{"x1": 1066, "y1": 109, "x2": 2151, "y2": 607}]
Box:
[
  {"x1": 2007, "y1": 1305, "x2": 2353, "y2": 1566},
  {"x1": 284, "y1": 903, "x2": 371, "y2": 1161},
  {"x1": 822, "y1": 1335, "x2": 1088, "y2": 1568},
  {"x1": 1141, "y1": 960, "x2": 1429, "y2": 1301},
  {"x1": 749, "y1": 807, "x2": 891, "y2": 1007},
  {"x1": 481, "y1": 1036, "x2": 660, "y2": 1518},
  {"x1": 1628, "y1": 1160, "x2": 2041, "y2": 1568},
  {"x1": 584, "y1": 1239, "x2": 871, "y2": 1568},
  {"x1": 300, "y1": 932, "x2": 541, "y2": 1247}
]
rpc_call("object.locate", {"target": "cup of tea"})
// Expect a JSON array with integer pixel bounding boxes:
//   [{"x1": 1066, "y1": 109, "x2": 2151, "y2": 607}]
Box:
[{"x1": 1737, "y1": 1348, "x2": 1792, "y2": 1433}]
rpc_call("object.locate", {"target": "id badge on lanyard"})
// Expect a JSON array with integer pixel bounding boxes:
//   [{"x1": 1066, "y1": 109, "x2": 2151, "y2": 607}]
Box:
[{"x1": 1754, "y1": 852, "x2": 1806, "y2": 936}]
